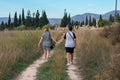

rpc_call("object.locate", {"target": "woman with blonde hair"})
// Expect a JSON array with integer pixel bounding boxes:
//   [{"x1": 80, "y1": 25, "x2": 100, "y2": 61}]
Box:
[{"x1": 38, "y1": 27, "x2": 56, "y2": 62}]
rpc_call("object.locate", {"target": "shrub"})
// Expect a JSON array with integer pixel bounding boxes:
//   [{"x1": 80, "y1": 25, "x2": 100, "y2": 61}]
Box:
[
  {"x1": 98, "y1": 19, "x2": 110, "y2": 27},
  {"x1": 42, "y1": 24, "x2": 55, "y2": 30},
  {"x1": 15, "y1": 25, "x2": 26, "y2": 31}
]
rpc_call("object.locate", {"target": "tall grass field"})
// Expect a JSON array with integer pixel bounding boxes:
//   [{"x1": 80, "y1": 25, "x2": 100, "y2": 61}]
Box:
[
  {"x1": 0, "y1": 23, "x2": 120, "y2": 80},
  {"x1": 0, "y1": 30, "x2": 43, "y2": 80},
  {"x1": 76, "y1": 23, "x2": 120, "y2": 80}
]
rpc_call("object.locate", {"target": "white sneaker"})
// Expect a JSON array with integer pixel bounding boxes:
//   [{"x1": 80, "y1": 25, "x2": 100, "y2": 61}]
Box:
[
  {"x1": 66, "y1": 63, "x2": 71, "y2": 66},
  {"x1": 70, "y1": 61, "x2": 74, "y2": 65},
  {"x1": 45, "y1": 59, "x2": 48, "y2": 62}
]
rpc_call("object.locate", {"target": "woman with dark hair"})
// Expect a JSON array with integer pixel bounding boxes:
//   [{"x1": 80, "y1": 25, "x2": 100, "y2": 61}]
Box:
[
  {"x1": 38, "y1": 27, "x2": 56, "y2": 62},
  {"x1": 58, "y1": 26, "x2": 76, "y2": 66}
]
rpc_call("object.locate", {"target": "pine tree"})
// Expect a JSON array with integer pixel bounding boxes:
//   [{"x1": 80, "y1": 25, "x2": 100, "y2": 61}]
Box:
[
  {"x1": 0, "y1": 21, "x2": 5, "y2": 30},
  {"x1": 71, "y1": 20, "x2": 74, "y2": 26},
  {"x1": 32, "y1": 12, "x2": 35, "y2": 27},
  {"x1": 80, "y1": 21, "x2": 84, "y2": 26},
  {"x1": 60, "y1": 12, "x2": 68, "y2": 27},
  {"x1": 18, "y1": 14, "x2": 22, "y2": 26},
  {"x1": 99, "y1": 15, "x2": 103, "y2": 21},
  {"x1": 85, "y1": 16, "x2": 88, "y2": 25},
  {"x1": 39, "y1": 10, "x2": 49, "y2": 28},
  {"x1": 109, "y1": 14, "x2": 114, "y2": 22},
  {"x1": 35, "y1": 10, "x2": 40, "y2": 27},
  {"x1": 22, "y1": 8, "x2": 25, "y2": 25},
  {"x1": 25, "y1": 10, "x2": 32, "y2": 27},
  {"x1": 89, "y1": 16, "x2": 92, "y2": 26},
  {"x1": 14, "y1": 12, "x2": 18, "y2": 27},
  {"x1": 1, "y1": 21, "x2": 5, "y2": 26},
  {"x1": 67, "y1": 14, "x2": 71, "y2": 25},
  {"x1": 8, "y1": 13, "x2": 11, "y2": 28},
  {"x1": 92, "y1": 18, "x2": 96, "y2": 27}
]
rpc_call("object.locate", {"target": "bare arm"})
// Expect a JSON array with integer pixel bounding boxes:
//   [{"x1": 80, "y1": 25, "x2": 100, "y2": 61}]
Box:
[
  {"x1": 74, "y1": 39, "x2": 76, "y2": 48},
  {"x1": 38, "y1": 37, "x2": 43, "y2": 48},
  {"x1": 51, "y1": 37, "x2": 57, "y2": 43},
  {"x1": 57, "y1": 38, "x2": 65, "y2": 45}
]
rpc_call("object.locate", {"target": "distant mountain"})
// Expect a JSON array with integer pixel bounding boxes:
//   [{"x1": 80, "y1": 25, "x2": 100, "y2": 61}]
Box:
[
  {"x1": 72, "y1": 13, "x2": 99, "y2": 22},
  {"x1": 0, "y1": 10, "x2": 120, "y2": 25},
  {"x1": 72, "y1": 10, "x2": 120, "y2": 22},
  {"x1": 103, "y1": 10, "x2": 120, "y2": 19},
  {"x1": 0, "y1": 17, "x2": 9, "y2": 23},
  {"x1": 48, "y1": 18, "x2": 61, "y2": 25}
]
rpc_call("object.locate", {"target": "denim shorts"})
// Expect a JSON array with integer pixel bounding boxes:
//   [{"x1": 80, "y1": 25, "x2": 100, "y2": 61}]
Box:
[{"x1": 43, "y1": 46, "x2": 51, "y2": 51}]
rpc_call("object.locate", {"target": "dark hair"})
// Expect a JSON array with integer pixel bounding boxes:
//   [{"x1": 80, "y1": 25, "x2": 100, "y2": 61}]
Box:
[{"x1": 68, "y1": 26, "x2": 73, "y2": 31}]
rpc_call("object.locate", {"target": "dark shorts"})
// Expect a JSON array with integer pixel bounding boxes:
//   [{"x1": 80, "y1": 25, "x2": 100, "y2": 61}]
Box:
[{"x1": 65, "y1": 47, "x2": 74, "y2": 54}]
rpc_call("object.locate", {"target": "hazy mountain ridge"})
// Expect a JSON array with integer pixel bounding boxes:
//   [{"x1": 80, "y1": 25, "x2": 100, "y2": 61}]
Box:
[
  {"x1": 72, "y1": 10, "x2": 120, "y2": 22},
  {"x1": 0, "y1": 10, "x2": 120, "y2": 25}
]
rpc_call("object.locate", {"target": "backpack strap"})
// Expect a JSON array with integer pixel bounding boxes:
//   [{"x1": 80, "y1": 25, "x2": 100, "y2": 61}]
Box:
[{"x1": 68, "y1": 32, "x2": 74, "y2": 40}]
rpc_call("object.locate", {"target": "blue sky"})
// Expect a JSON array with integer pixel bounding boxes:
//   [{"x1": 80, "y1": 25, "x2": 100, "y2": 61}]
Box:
[{"x1": 0, "y1": 0, "x2": 120, "y2": 18}]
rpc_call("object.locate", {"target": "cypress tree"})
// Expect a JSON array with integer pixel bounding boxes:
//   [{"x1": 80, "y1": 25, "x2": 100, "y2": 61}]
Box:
[
  {"x1": 32, "y1": 12, "x2": 35, "y2": 27},
  {"x1": 67, "y1": 14, "x2": 71, "y2": 25},
  {"x1": 14, "y1": 12, "x2": 18, "y2": 27},
  {"x1": 85, "y1": 16, "x2": 88, "y2": 25},
  {"x1": 89, "y1": 16, "x2": 92, "y2": 26},
  {"x1": 18, "y1": 14, "x2": 22, "y2": 26},
  {"x1": 25, "y1": 10, "x2": 32, "y2": 27},
  {"x1": 99, "y1": 14, "x2": 103, "y2": 21},
  {"x1": 22, "y1": 8, "x2": 25, "y2": 25},
  {"x1": 0, "y1": 21, "x2": 5, "y2": 30},
  {"x1": 8, "y1": 13, "x2": 11, "y2": 28},
  {"x1": 93, "y1": 18, "x2": 96, "y2": 27},
  {"x1": 60, "y1": 12, "x2": 68, "y2": 27},
  {"x1": 35, "y1": 10, "x2": 40, "y2": 27},
  {"x1": 109, "y1": 14, "x2": 114, "y2": 22},
  {"x1": 39, "y1": 10, "x2": 49, "y2": 28}
]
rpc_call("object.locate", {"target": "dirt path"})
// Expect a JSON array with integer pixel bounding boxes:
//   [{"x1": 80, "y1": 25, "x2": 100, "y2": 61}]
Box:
[
  {"x1": 14, "y1": 51, "x2": 53, "y2": 80},
  {"x1": 67, "y1": 53, "x2": 83, "y2": 80}
]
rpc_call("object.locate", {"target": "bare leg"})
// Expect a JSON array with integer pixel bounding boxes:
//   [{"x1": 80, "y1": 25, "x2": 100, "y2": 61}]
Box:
[
  {"x1": 67, "y1": 53, "x2": 71, "y2": 63},
  {"x1": 71, "y1": 53, "x2": 73, "y2": 62},
  {"x1": 46, "y1": 50, "x2": 50, "y2": 60},
  {"x1": 44, "y1": 50, "x2": 47, "y2": 60}
]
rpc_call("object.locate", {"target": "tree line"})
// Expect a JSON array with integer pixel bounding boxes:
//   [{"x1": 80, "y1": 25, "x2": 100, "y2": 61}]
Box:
[
  {"x1": 60, "y1": 12, "x2": 120, "y2": 27},
  {"x1": 0, "y1": 9, "x2": 120, "y2": 30},
  {"x1": 0, "y1": 9, "x2": 49, "y2": 30}
]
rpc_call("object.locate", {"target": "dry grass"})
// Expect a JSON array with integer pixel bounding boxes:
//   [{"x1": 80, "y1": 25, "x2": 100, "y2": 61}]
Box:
[
  {"x1": 96, "y1": 23, "x2": 120, "y2": 80},
  {"x1": 0, "y1": 29, "x2": 63, "y2": 80},
  {"x1": 0, "y1": 30, "x2": 42, "y2": 80},
  {"x1": 100, "y1": 23, "x2": 120, "y2": 45},
  {"x1": 75, "y1": 28, "x2": 113, "y2": 80}
]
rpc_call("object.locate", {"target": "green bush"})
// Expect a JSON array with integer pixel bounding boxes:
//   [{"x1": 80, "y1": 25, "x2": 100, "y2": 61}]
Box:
[
  {"x1": 15, "y1": 25, "x2": 26, "y2": 31},
  {"x1": 98, "y1": 19, "x2": 110, "y2": 27},
  {"x1": 42, "y1": 24, "x2": 55, "y2": 30}
]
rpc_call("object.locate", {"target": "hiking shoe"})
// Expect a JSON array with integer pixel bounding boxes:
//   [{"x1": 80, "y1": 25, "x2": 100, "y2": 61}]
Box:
[
  {"x1": 70, "y1": 61, "x2": 74, "y2": 65},
  {"x1": 66, "y1": 63, "x2": 71, "y2": 66},
  {"x1": 45, "y1": 59, "x2": 48, "y2": 62}
]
